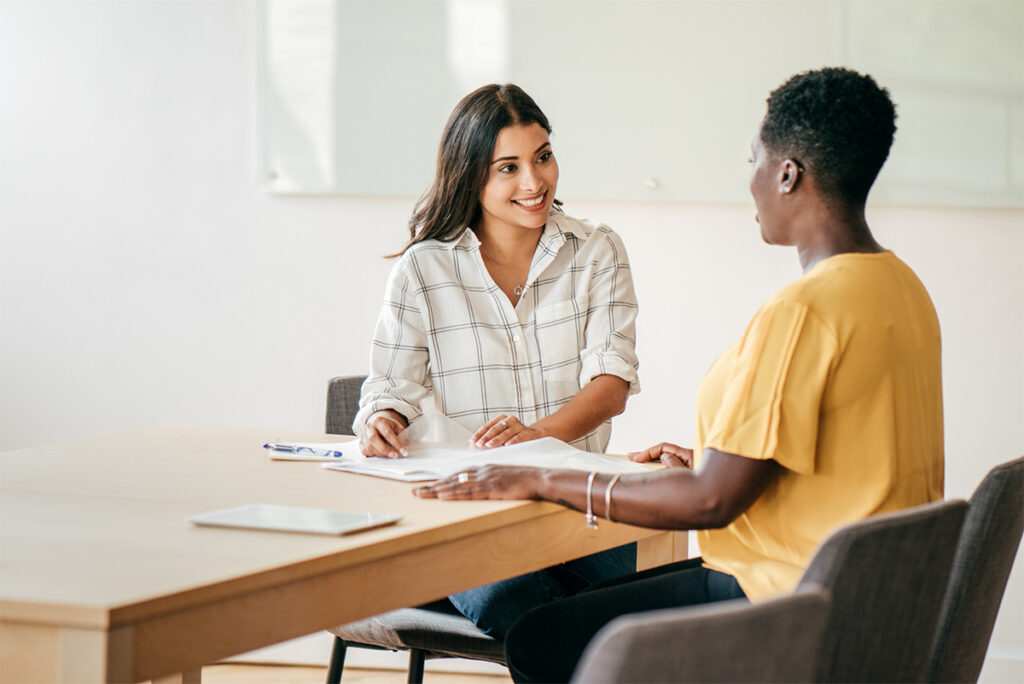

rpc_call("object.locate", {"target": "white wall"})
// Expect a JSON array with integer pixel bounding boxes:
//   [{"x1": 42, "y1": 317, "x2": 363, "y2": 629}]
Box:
[{"x1": 1, "y1": 1, "x2": 1021, "y2": 678}]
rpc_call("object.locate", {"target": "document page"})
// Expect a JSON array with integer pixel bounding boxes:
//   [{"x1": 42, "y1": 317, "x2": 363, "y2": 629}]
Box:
[{"x1": 316, "y1": 412, "x2": 650, "y2": 482}]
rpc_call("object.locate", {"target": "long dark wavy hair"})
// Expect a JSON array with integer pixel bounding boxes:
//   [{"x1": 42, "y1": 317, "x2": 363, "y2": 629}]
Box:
[{"x1": 398, "y1": 84, "x2": 553, "y2": 254}]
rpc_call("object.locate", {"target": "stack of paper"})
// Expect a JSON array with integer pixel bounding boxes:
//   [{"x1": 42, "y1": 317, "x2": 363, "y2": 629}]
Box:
[
  {"x1": 322, "y1": 437, "x2": 650, "y2": 482},
  {"x1": 265, "y1": 412, "x2": 651, "y2": 482}
]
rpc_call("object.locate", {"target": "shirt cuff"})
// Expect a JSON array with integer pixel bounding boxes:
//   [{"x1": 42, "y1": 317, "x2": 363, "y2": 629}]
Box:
[
  {"x1": 580, "y1": 352, "x2": 641, "y2": 395},
  {"x1": 352, "y1": 399, "x2": 422, "y2": 436}
]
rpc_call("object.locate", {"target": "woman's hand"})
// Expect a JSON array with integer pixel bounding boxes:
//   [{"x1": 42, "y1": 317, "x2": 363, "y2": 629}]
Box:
[
  {"x1": 628, "y1": 442, "x2": 694, "y2": 469},
  {"x1": 471, "y1": 414, "x2": 546, "y2": 448},
  {"x1": 413, "y1": 465, "x2": 544, "y2": 500},
  {"x1": 359, "y1": 410, "x2": 409, "y2": 458}
]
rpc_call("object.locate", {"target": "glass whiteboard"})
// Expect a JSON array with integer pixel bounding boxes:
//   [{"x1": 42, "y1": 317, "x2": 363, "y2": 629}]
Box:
[{"x1": 258, "y1": 0, "x2": 1024, "y2": 207}]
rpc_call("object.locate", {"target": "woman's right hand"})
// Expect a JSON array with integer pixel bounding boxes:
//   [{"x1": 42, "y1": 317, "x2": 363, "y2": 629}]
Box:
[
  {"x1": 628, "y1": 442, "x2": 694, "y2": 469},
  {"x1": 360, "y1": 410, "x2": 409, "y2": 458}
]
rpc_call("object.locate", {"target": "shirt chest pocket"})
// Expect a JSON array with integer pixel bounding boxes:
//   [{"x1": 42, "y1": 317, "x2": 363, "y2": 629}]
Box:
[{"x1": 533, "y1": 299, "x2": 586, "y2": 385}]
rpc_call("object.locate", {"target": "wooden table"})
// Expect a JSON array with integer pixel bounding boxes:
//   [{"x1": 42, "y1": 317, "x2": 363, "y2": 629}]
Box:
[{"x1": 0, "y1": 425, "x2": 686, "y2": 683}]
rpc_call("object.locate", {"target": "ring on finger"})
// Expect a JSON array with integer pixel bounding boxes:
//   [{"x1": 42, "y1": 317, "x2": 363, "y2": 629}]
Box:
[
  {"x1": 499, "y1": 419, "x2": 508, "y2": 429},
  {"x1": 457, "y1": 472, "x2": 470, "y2": 484}
]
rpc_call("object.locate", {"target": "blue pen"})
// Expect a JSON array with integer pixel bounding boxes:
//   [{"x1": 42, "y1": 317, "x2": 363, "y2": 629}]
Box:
[{"x1": 263, "y1": 442, "x2": 345, "y2": 458}]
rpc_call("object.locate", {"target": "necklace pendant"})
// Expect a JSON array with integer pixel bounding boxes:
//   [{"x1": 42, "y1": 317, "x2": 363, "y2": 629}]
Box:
[{"x1": 513, "y1": 284, "x2": 524, "y2": 297}]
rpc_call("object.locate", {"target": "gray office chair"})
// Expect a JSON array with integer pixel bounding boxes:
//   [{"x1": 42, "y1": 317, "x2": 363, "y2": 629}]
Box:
[
  {"x1": 571, "y1": 499, "x2": 966, "y2": 683},
  {"x1": 926, "y1": 456, "x2": 1024, "y2": 683},
  {"x1": 799, "y1": 498, "x2": 968, "y2": 683},
  {"x1": 571, "y1": 589, "x2": 832, "y2": 683},
  {"x1": 323, "y1": 375, "x2": 504, "y2": 684}
]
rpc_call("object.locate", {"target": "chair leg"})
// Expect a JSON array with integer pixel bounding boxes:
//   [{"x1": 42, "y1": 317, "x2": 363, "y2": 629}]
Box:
[
  {"x1": 407, "y1": 649, "x2": 426, "y2": 684},
  {"x1": 326, "y1": 637, "x2": 347, "y2": 684}
]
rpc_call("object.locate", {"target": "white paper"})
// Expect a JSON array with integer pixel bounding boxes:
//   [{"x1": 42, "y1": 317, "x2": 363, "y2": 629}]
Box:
[
  {"x1": 318, "y1": 412, "x2": 650, "y2": 482},
  {"x1": 264, "y1": 408, "x2": 473, "y2": 461},
  {"x1": 264, "y1": 441, "x2": 359, "y2": 461}
]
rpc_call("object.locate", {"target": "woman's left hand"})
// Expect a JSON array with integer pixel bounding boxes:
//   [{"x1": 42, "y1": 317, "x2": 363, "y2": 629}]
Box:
[
  {"x1": 413, "y1": 465, "x2": 543, "y2": 500},
  {"x1": 628, "y1": 442, "x2": 694, "y2": 469},
  {"x1": 471, "y1": 415, "x2": 546, "y2": 448}
]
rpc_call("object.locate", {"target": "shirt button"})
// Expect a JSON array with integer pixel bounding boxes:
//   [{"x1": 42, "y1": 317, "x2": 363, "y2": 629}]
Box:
[{"x1": 513, "y1": 336, "x2": 521, "y2": 344}]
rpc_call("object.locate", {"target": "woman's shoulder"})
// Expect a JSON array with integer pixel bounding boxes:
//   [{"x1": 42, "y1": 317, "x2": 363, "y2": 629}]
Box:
[
  {"x1": 389, "y1": 229, "x2": 472, "y2": 282},
  {"x1": 550, "y1": 210, "x2": 613, "y2": 239},
  {"x1": 403, "y1": 229, "x2": 471, "y2": 255},
  {"x1": 757, "y1": 251, "x2": 907, "y2": 329},
  {"x1": 550, "y1": 210, "x2": 628, "y2": 254},
  {"x1": 399, "y1": 229, "x2": 473, "y2": 262}
]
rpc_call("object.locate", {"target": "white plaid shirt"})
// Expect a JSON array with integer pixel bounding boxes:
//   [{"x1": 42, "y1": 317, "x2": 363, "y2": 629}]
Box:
[{"x1": 353, "y1": 210, "x2": 640, "y2": 452}]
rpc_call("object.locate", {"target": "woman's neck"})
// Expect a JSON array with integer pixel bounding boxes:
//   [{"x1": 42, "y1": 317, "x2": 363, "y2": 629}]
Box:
[
  {"x1": 474, "y1": 222, "x2": 544, "y2": 262},
  {"x1": 795, "y1": 202, "x2": 884, "y2": 272}
]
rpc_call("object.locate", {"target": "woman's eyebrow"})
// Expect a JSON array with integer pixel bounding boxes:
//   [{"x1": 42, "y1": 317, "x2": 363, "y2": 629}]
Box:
[{"x1": 491, "y1": 142, "x2": 552, "y2": 165}]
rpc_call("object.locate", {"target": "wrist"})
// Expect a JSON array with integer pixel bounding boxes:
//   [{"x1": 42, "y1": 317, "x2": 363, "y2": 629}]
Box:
[
  {"x1": 371, "y1": 409, "x2": 408, "y2": 428},
  {"x1": 533, "y1": 468, "x2": 555, "y2": 500},
  {"x1": 527, "y1": 420, "x2": 555, "y2": 441}
]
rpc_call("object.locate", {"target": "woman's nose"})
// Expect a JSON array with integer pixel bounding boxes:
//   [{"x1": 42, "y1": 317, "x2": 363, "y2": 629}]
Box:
[{"x1": 519, "y1": 166, "x2": 540, "y2": 191}]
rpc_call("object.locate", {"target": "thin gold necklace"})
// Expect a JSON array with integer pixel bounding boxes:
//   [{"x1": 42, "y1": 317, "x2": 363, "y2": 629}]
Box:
[{"x1": 480, "y1": 245, "x2": 526, "y2": 297}]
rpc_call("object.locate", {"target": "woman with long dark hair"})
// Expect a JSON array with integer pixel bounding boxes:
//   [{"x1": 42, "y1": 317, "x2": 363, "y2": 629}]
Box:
[{"x1": 352, "y1": 84, "x2": 641, "y2": 637}]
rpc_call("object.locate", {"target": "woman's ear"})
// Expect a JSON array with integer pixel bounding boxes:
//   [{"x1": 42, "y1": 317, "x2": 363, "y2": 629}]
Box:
[{"x1": 778, "y1": 159, "x2": 802, "y2": 194}]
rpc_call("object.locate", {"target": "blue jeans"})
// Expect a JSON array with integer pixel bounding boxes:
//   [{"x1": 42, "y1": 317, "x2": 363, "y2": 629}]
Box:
[{"x1": 448, "y1": 543, "x2": 637, "y2": 639}]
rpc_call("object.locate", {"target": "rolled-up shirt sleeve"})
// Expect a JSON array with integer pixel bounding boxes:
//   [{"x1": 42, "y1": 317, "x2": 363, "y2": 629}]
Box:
[
  {"x1": 352, "y1": 259, "x2": 431, "y2": 436},
  {"x1": 579, "y1": 227, "x2": 640, "y2": 395}
]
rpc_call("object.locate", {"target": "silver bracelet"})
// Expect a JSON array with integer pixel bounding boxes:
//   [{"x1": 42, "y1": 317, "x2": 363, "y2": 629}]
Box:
[
  {"x1": 604, "y1": 472, "x2": 623, "y2": 522},
  {"x1": 585, "y1": 471, "x2": 599, "y2": 529}
]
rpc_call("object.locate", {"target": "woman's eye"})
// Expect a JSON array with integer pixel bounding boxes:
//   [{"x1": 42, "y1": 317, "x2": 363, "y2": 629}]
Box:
[
  {"x1": 538, "y1": 151, "x2": 552, "y2": 163},
  {"x1": 499, "y1": 163, "x2": 517, "y2": 174}
]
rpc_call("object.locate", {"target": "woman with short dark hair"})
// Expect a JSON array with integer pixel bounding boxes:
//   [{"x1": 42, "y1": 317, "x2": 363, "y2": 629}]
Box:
[{"x1": 415, "y1": 67, "x2": 944, "y2": 682}]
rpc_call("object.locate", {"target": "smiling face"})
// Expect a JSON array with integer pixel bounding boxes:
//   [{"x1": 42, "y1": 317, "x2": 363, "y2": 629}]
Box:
[{"x1": 477, "y1": 123, "x2": 559, "y2": 235}]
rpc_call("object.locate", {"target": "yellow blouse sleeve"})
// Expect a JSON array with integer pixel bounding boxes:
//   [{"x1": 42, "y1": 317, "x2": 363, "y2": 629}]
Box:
[{"x1": 704, "y1": 299, "x2": 837, "y2": 474}]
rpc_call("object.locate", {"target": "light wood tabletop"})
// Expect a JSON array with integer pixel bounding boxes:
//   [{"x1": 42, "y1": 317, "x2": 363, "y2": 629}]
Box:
[{"x1": 0, "y1": 425, "x2": 685, "y2": 683}]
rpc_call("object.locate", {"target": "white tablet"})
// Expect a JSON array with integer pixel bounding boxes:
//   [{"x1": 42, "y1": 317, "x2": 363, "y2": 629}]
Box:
[{"x1": 188, "y1": 504, "x2": 402, "y2": 536}]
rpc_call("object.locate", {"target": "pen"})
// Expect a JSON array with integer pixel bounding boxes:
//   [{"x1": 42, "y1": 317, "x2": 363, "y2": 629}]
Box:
[{"x1": 263, "y1": 443, "x2": 345, "y2": 458}]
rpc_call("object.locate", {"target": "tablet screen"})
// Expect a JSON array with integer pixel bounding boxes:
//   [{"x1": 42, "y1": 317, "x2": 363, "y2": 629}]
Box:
[{"x1": 188, "y1": 504, "x2": 402, "y2": 536}]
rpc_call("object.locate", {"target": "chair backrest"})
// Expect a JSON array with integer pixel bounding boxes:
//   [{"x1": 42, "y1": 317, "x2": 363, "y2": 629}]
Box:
[
  {"x1": 798, "y1": 499, "x2": 967, "y2": 683},
  {"x1": 926, "y1": 456, "x2": 1024, "y2": 683},
  {"x1": 326, "y1": 375, "x2": 368, "y2": 435},
  {"x1": 570, "y1": 590, "x2": 832, "y2": 683}
]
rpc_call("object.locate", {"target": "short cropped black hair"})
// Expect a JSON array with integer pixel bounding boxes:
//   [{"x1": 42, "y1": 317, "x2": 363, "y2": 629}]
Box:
[{"x1": 760, "y1": 67, "x2": 896, "y2": 206}]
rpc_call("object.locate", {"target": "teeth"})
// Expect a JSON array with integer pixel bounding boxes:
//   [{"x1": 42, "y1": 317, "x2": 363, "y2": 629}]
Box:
[{"x1": 515, "y1": 195, "x2": 544, "y2": 207}]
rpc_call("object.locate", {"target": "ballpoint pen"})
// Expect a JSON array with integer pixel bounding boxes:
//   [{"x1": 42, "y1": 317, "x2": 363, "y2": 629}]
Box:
[{"x1": 263, "y1": 442, "x2": 345, "y2": 458}]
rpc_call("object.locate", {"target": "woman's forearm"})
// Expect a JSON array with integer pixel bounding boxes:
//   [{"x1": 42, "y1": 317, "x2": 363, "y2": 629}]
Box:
[
  {"x1": 537, "y1": 467, "x2": 723, "y2": 529},
  {"x1": 531, "y1": 374, "x2": 629, "y2": 443},
  {"x1": 415, "y1": 449, "x2": 778, "y2": 531},
  {"x1": 535, "y1": 449, "x2": 779, "y2": 530}
]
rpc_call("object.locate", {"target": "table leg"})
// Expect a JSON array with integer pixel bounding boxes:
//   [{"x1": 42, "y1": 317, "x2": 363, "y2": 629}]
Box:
[{"x1": 0, "y1": 621, "x2": 133, "y2": 683}]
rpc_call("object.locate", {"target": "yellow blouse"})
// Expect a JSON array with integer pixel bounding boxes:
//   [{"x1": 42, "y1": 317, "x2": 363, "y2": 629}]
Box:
[{"x1": 696, "y1": 251, "x2": 944, "y2": 600}]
